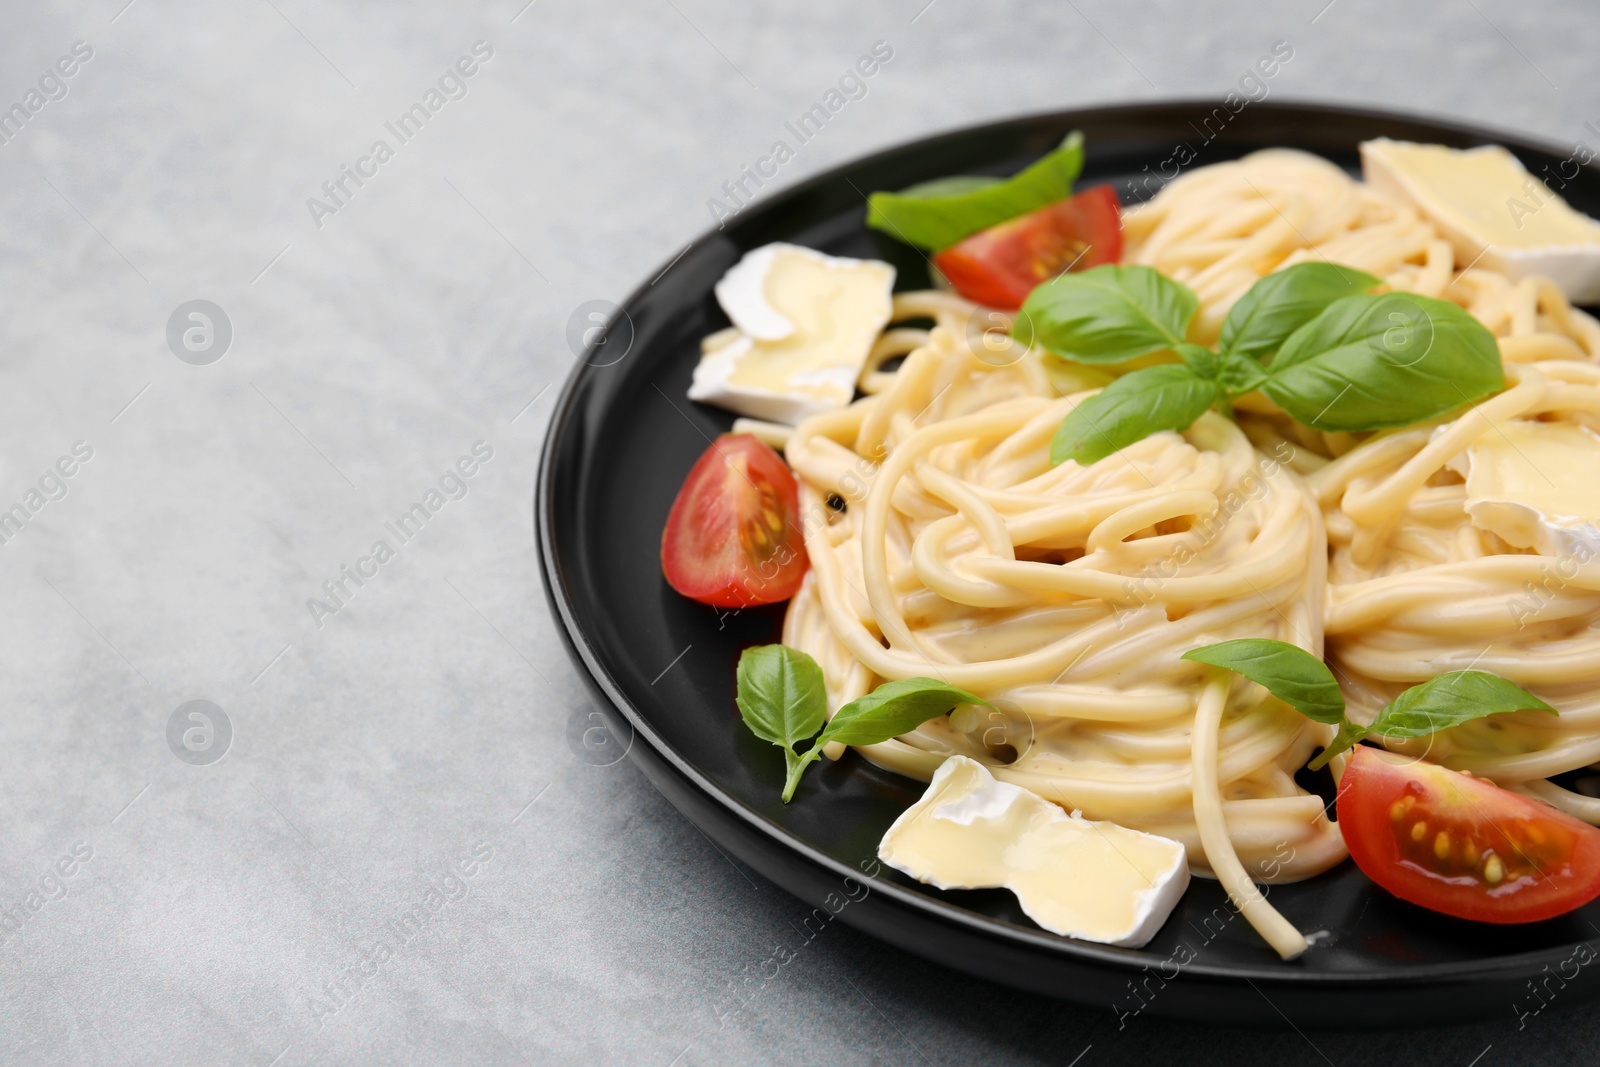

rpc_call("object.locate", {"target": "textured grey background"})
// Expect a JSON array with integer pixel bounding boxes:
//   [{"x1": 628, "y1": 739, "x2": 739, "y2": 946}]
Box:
[{"x1": 0, "y1": 0, "x2": 1596, "y2": 1064}]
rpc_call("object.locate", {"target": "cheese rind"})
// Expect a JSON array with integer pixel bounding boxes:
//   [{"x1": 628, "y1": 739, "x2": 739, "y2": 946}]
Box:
[
  {"x1": 714, "y1": 244, "x2": 804, "y2": 341},
  {"x1": 878, "y1": 756, "x2": 1189, "y2": 948},
  {"x1": 688, "y1": 243, "x2": 895, "y2": 425},
  {"x1": 1361, "y1": 139, "x2": 1600, "y2": 302},
  {"x1": 1447, "y1": 419, "x2": 1600, "y2": 557}
]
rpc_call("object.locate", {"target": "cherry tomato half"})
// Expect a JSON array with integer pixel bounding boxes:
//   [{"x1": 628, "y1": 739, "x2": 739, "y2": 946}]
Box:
[
  {"x1": 932, "y1": 184, "x2": 1123, "y2": 310},
  {"x1": 1337, "y1": 746, "x2": 1600, "y2": 924},
  {"x1": 661, "y1": 434, "x2": 809, "y2": 608}
]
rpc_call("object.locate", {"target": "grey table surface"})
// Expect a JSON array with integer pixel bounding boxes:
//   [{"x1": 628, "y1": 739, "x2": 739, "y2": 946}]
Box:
[{"x1": 1, "y1": 0, "x2": 1597, "y2": 1064}]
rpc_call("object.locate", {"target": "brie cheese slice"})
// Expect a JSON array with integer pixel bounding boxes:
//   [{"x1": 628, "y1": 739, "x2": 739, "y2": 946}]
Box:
[
  {"x1": 1447, "y1": 419, "x2": 1600, "y2": 557},
  {"x1": 1362, "y1": 139, "x2": 1600, "y2": 302},
  {"x1": 688, "y1": 243, "x2": 895, "y2": 425},
  {"x1": 878, "y1": 756, "x2": 1189, "y2": 948}
]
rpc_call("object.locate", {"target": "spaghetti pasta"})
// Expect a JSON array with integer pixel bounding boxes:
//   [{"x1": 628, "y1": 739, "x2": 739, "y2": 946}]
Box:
[
  {"x1": 782, "y1": 290, "x2": 1345, "y2": 910},
  {"x1": 763, "y1": 148, "x2": 1600, "y2": 955},
  {"x1": 1125, "y1": 151, "x2": 1600, "y2": 815}
]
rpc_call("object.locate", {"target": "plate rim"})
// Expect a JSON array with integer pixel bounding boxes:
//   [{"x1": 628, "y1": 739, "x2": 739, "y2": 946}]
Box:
[{"x1": 535, "y1": 98, "x2": 1600, "y2": 991}]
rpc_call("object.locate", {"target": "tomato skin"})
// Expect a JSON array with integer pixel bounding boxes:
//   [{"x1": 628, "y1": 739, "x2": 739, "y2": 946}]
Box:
[
  {"x1": 661, "y1": 434, "x2": 809, "y2": 608},
  {"x1": 933, "y1": 184, "x2": 1123, "y2": 310},
  {"x1": 1337, "y1": 746, "x2": 1600, "y2": 924}
]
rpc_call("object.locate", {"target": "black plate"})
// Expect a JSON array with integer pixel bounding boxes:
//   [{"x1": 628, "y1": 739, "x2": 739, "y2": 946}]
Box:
[{"x1": 536, "y1": 101, "x2": 1600, "y2": 1026}]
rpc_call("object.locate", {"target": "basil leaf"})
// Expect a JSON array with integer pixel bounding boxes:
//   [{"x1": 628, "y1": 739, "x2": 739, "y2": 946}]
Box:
[
  {"x1": 1181, "y1": 639, "x2": 1345, "y2": 724},
  {"x1": 1052, "y1": 365, "x2": 1218, "y2": 466},
  {"x1": 1220, "y1": 263, "x2": 1381, "y2": 363},
  {"x1": 735, "y1": 644, "x2": 827, "y2": 754},
  {"x1": 1016, "y1": 265, "x2": 1199, "y2": 364},
  {"x1": 1368, "y1": 670, "x2": 1556, "y2": 742},
  {"x1": 817, "y1": 678, "x2": 991, "y2": 747},
  {"x1": 1309, "y1": 670, "x2": 1556, "y2": 771},
  {"x1": 894, "y1": 175, "x2": 1001, "y2": 199},
  {"x1": 866, "y1": 132, "x2": 1084, "y2": 251},
  {"x1": 1262, "y1": 293, "x2": 1504, "y2": 432}
]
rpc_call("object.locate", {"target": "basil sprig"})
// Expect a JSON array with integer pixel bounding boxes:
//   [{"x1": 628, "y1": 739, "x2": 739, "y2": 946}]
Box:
[
  {"x1": 735, "y1": 645, "x2": 989, "y2": 801},
  {"x1": 1019, "y1": 262, "x2": 1505, "y2": 466},
  {"x1": 866, "y1": 132, "x2": 1084, "y2": 251},
  {"x1": 735, "y1": 643, "x2": 829, "y2": 792},
  {"x1": 1181, "y1": 639, "x2": 1555, "y2": 772}
]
